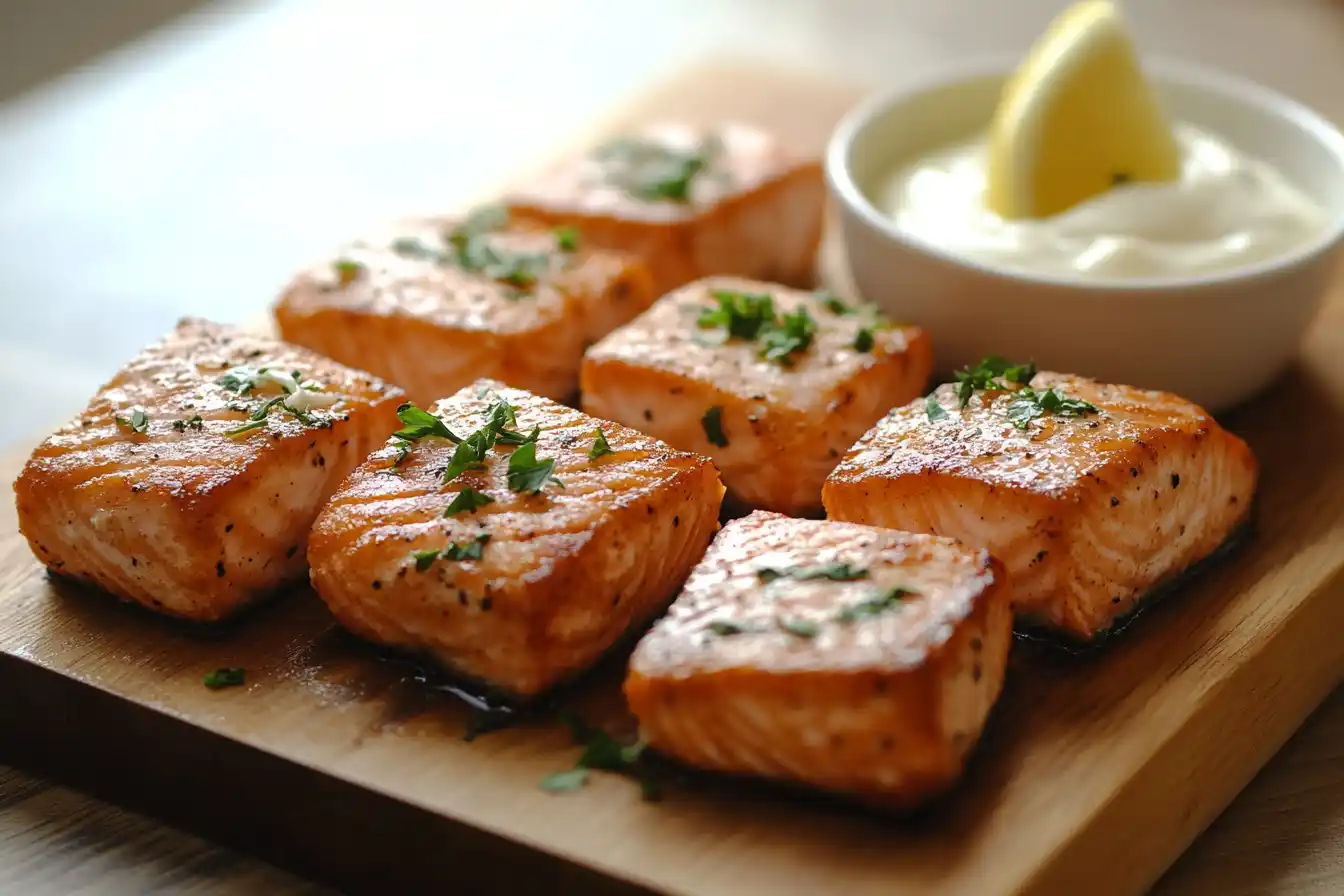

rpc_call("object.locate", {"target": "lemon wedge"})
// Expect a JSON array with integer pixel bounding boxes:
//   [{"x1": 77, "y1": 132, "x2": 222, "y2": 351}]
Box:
[{"x1": 985, "y1": 0, "x2": 1181, "y2": 219}]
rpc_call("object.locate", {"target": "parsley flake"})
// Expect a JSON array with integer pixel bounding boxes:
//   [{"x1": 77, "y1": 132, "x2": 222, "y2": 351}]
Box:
[
  {"x1": 411, "y1": 549, "x2": 441, "y2": 572},
  {"x1": 507, "y1": 440, "x2": 563, "y2": 494},
  {"x1": 925, "y1": 395, "x2": 949, "y2": 422},
  {"x1": 779, "y1": 618, "x2": 820, "y2": 639},
  {"x1": 443, "y1": 433, "x2": 493, "y2": 483},
  {"x1": 707, "y1": 619, "x2": 749, "y2": 636},
  {"x1": 172, "y1": 414, "x2": 204, "y2": 432},
  {"x1": 596, "y1": 135, "x2": 720, "y2": 203},
  {"x1": 442, "y1": 532, "x2": 491, "y2": 561},
  {"x1": 816, "y1": 291, "x2": 856, "y2": 316},
  {"x1": 836, "y1": 586, "x2": 917, "y2": 623},
  {"x1": 588, "y1": 427, "x2": 614, "y2": 460},
  {"x1": 224, "y1": 419, "x2": 267, "y2": 437},
  {"x1": 701, "y1": 406, "x2": 728, "y2": 447},
  {"x1": 540, "y1": 768, "x2": 590, "y2": 792},
  {"x1": 203, "y1": 667, "x2": 245, "y2": 690},
  {"x1": 393, "y1": 403, "x2": 461, "y2": 443},
  {"x1": 554, "y1": 226, "x2": 580, "y2": 252},
  {"x1": 444, "y1": 488, "x2": 494, "y2": 517},
  {"x1": 853, "y1": 327, "x2": 875, "y2": 353},
  {"x1": 757, "y1": 563, "x2": 869, "y2": 583},
  {"x1": 114, "y1": 408, "x2": 149, "y2": 434},
  {"x1": 1004, "y1": 386, "x2": 1100, "y2": 430},
  {"x1": 759, "y1": 307, "x2": 817, "y2": 365},
  {"x1": 542, "y1": 713, "x2": 655, "y2": 798},
  {"x1": 333, "y1": 259, "x2": 364, "y2": 287}
]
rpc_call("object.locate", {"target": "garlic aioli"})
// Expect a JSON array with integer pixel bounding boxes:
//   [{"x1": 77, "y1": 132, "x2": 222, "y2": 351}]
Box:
[{"x1": 881, "y1": 124, "x2": 1327, "y2": 279}]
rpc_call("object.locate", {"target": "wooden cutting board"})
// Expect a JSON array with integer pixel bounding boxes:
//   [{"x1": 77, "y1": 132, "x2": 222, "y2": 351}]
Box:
[{"x1": 2, "y1": 61, "x2": 1343, "y2": 896}]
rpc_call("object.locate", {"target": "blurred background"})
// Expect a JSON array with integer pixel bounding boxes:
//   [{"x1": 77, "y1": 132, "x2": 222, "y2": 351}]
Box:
[{"x1": 0, "y1": 0, "x2": 1341, "y2": 451}]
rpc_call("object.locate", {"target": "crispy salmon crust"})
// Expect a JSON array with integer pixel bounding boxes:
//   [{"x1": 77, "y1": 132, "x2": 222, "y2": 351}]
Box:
[
  {"x1": 505, "y1": 122, "x2": 825, "y2": 296},
  {"x1": 580, "y1": 277, "x2": 932, "y2": 515},
  {"x1": 626, "y1": 511, "x2": 1011, "y2": 807},
  {"x1": 13, "y1": 318, "x2": 403, "y2": 621},
  {"x1": 274, "y1": 213, "x2": 655, "y2": 406},
  {"x1": 823, "y1": 372, "x2": 1259, "y2": 641},
  {"x1": 307, "y1": 380, "x2": 724, "y2": 699}
]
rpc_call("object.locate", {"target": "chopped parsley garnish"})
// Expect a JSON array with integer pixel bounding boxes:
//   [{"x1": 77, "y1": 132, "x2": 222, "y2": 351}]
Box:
[
  {"x1": 554, "y1": 226, "x2": 580, "y2": 252},
  {"x1": 444, "y1": 205, "x2": 551, "y2": 291},
  {"x1": 416, "y1": 532, "x2": 491, "y2": 569},
  {"x1": 588, "y1": 427, "x2": 614, "y2": 460},
  {"x1": 203, "y1": 667, "x2": 245, "y2": 690},
  {"x1": 757, "y1": 563, "x2": 869, "y2": 583},
  {"x1": 1004, "y1": 386, "x2": 1100, "y2": 430},
  {"x1": 224, "y1": 419, "x2": 268, "y2": 437},
  {"x1": 759, "y1": 307, "x2": 816, "y2": 365},
  {"x1": 114, "y1": 408, "x2": 149, "y2": 434},
  {"x1": 540, "y1": 768, "x2": 590, "y2": 792},
  {"x1": 779, "y1": 618, "x2": 820, "y2": 639},
  {"x1": 853, "y1": 327, "x2": 875, "y2": 353},
  {"x1": 483, "y1": 397, "x2": 518, "y2": 429},
  {"x1": 495, "y1": 424, "x2": 540, "y2": 446},
  {"x1": 595, "y1": 135, "x2": 720, "y2": 203},
  {"x1": 333, "y1": 259, "x2": 364, "y2": 287},
  {"x1": 816, "y1": 291, "x2": 856, "y2": 316},
  {"x1": 390, "y1": 236, "x2": 440, "y2": 259},
  {"x1": 542, "y1": 713, "x2": 656, "y2": 799},
  {"x1": 925, "y1": 395, "x2": 949, "y2": 422},
  {"x1": 443, "y1": 431, "x2": 493, "y2": 483},
  {"x1": 444, "y1": 488, "x2": 494, "y2": 517},
  {"x1": 389, "y1": 437, "x2": 412, "y2": 466},
  {"x1": 411, "y1": 549, "x2": 441, "y2": 572},
  {"x1": 836, "y1": 586, "x2": 917, "y2": 623},
  {"x1": 216, "y1": 367, "x2": 332, "y2": 433},
  {"x1": 701, "y1": 406, "x2": 728, "y2": 447},
  {"x1": 443, "y1": 532, "x2": 491, "y2": 561},
  {"x1": 952, "y1": 356, "x2": 1037, "y2": 408},
  {"x1": 393, "y1": 403, "x2": 461, "y2": 443},
  {"x1": 707, "y1": 619, "x2": 749, "y2": 636},
  {"x1": 698, "y1": 289, "x2": 777, "y2": 340},
  {"x1": 172, "y1": 414, "x2": 204, "y2": 432},
  {"x1": 697, "y1": 289, "x2": 815, "y2": 366},
  {"x1": 507, "y1": 440, "x2": 563, "y2": 494}
]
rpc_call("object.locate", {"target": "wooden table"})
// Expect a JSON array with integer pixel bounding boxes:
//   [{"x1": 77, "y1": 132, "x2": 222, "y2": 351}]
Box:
[{"x1": 2, "y1": 1, "x2": 1343, "y2": 892}]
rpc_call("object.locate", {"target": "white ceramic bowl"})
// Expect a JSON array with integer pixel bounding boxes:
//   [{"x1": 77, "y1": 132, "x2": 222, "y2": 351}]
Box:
[{"x1": 826, "y1": 56, "x2": 1344, "y2": 410}]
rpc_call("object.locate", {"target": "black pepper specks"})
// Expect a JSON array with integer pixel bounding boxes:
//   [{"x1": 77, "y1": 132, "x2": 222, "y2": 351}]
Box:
[
  {"x1": 1171, "y1": 473, "x2": 1180, "y2": 489},
  {"x1": 458, "y1": 590, "x2": 469, "y2": 606},
  {"x1": 131, "y1": 558, "x2": 138, "y2": 567},
  {"x1": 971, "y1": 663, "x2": 982, "y2": 682},
  {"x1": 1130, "y1": 467, "x2": 1139, "y2": 478},
  {"x1": 225, "y1": 523, "x2": 234, "y2": 533},
  {"x1": 216, "y1": 561, "x2": 225, "y2": 578},
  {"x1": 1112, "y1": 596, "x2": 1121, "y2": 604},
  {"x1": 481, "y1": 596, "x2": 493, "y2": 611},
  {"x1": 1110, "y1": 496, "x2": 1120, "y2": 507},
  {"x1": 286, "y1": 545, "x2": 298, "y2": 559},
  {"x1": 673, "y1": 516, "x2": 680, "y2": 528},
  {"x1": 643, "y1": 409, "x2": 653, "y2": 422},
  {"x1": 372, "y1": 580, "x2": 382, "y2": 590}
]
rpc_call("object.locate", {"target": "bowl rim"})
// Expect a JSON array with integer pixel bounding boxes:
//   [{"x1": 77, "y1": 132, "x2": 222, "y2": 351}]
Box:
[{"x1": 825, "y1": 53, "x2": 1344, "y2": 293}]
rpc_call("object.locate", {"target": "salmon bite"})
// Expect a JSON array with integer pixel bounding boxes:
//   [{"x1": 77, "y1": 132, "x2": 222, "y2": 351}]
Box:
[
  {"x1": 823, "y1": 359, "x2": 1258, "y2": 641},
  {"x1": 13, "y1": 319, "x2": 403, "y2": 621}
]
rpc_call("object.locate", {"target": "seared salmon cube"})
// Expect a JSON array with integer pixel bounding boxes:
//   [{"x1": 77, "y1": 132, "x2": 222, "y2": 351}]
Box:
[
  {"x1": 307, "y1": 379, "x2": 724, "y2": 699},
  {"x1": 625, "y1": 510, "x2": 1011, "y2": 807},
  {"x1": 823, "y1": 363, "x2": 1259, "y2": 641},
  {"x1": 505, "y1": 122, "x2": 824, "y2": 296},
  {"x1": 274, "y1": 207, "x2": 655, "y2": 406},
  {"x1": 13, "y1": 318, "x2": 403, "y2": 622},
  {"x1": 580, "y1": 277, "x2": 932, "y2": 515}
]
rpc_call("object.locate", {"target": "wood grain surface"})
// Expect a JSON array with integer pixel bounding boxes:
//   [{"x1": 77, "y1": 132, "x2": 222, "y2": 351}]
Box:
[{"x1": 2, "y1": 61, "x2": 1344, "y2": 896}]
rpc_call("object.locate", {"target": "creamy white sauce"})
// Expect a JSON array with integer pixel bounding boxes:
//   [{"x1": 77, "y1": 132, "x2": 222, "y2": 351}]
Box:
[{"x1": 881, "y1": 124, "x2": 1327, "y2": 279}]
